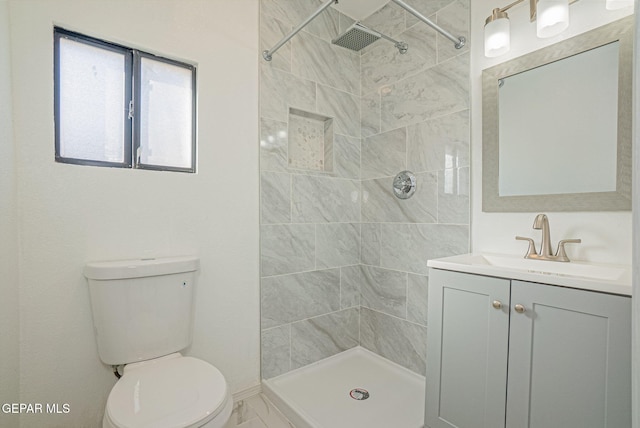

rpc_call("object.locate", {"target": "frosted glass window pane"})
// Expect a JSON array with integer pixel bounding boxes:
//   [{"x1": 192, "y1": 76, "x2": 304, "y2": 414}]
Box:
[
  {"x1": 139, "y1": 57, "x2": 193, "y2": 169},
  {"x1": 59, "y1": 38, "x2": 126, "y2": 163}
]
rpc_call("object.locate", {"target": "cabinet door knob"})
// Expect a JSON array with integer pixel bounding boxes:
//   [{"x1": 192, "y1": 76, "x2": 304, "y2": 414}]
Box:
[
  {"x1": 514, "y1": 304, "x2": 526, "y2": 313},
  {"x1": 492, "y1": 300, "x2": 503, "y2": 309}
]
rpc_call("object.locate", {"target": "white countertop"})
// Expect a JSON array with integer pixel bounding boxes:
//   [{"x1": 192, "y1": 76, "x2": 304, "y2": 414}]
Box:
[{"x1": 427, "y1": 253, "x2": 632, "y2": 296}]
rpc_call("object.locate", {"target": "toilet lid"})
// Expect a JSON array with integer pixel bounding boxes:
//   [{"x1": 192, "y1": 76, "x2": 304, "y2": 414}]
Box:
[{"x1": 106, "y1": 356, "x2": 229, "y2": 428}]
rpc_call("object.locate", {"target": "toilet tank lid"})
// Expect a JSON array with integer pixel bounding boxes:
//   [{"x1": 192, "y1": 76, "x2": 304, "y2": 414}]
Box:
[{"x1": 84, "y1": 256, "x2": 199, "y2": 280}]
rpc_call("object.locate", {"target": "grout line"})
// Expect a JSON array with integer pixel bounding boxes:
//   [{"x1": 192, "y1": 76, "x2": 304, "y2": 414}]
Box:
[
  {"x1": 357, "y1": 222, "x2": 362, "y2": 266},
  {"x1": 361, "y1": 305, "x2": 427, "y2": 328},
  {"x1": 358, "y1": 268, "x2": 362, "y2": 346},
  {"x1": 261, "y1": 258, "x2": 461, "y2": 279},
  {"x1": 261, "y1": 221, "x2": 363, "y2": 227},
  {"x1": 377, "y1": 89, "x2": 381, "y2": 136},
  {"x1": 265, "y1": 172, "x2": 362, "y2": 182},
  {"x1": 261, "y1": 264, "x2": 360, "y2": 280},
  {"x1": 436, "y1": 166, "x2": 440, "y2": 223},
  {"x1": 339, "y1": 266, "x2": 343, "y2": 309},
  {"x1": 405, "y1": 273, "x2": 409, "y2": 320},
  {"x1": 274, "y1": 306, "x2": 360, "y2": 334},
  {"x1": 376, "y1": 223, "x2": 381, "y2": 266},
  {"x1": 288, "y1": 324, "x2": 292, "y2": 372},
  {"x1": 360, "y1": 263, "x2": 429, "y2": 277},
  {"x1": 259, "y1": 220, "x2": 471, "y2": 227},
  {"x1": 405, "y1": 125, "x2": 409, "y2": 169},
  {"x1": 289, "y1": 174, "x2": 293, "y2": 223}
]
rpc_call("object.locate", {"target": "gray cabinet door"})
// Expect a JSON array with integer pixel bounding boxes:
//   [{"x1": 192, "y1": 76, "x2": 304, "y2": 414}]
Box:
[
  {"x1": 506, "y1": 281, "x2": 631, "y2": 428},
  {"x1": 425, "y1": 269, "x2": 511, "y2": 428}
]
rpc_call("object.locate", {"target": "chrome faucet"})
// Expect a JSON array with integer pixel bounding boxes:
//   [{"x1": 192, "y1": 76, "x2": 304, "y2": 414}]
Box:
[{"x1": 515, "y1": 214, "x2": 581, "y2": 262}]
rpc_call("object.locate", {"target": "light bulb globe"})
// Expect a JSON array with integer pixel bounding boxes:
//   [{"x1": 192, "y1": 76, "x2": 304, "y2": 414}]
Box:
[
  {"x1": 537, "y1": 0, "x2": 569, "y2": 38},
  {"x1": 485, "y1": 16, "x2": 510, "y2": 57}
]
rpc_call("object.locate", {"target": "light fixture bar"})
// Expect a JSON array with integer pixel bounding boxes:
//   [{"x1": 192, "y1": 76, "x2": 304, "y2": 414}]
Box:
[
  {"x1": 491, "y1": 0, "x2": 535, "y2": 21},
  {"x1": 484, "y1": 0, "x2": 580, "y2": 57},
  {"x1": 491, "y1": 0, "x2": 579, "y2": 24}
]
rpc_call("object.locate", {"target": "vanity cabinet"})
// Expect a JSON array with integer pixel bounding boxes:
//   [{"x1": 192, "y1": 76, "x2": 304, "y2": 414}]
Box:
[{"x1": 425, "y1": 269, "x2": 631, "y2": 428}]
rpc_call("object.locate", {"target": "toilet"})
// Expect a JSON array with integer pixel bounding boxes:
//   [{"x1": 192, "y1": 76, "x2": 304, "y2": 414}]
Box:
[{"x1": 84, "y1": 256, "x2": 233, "y2": 428}]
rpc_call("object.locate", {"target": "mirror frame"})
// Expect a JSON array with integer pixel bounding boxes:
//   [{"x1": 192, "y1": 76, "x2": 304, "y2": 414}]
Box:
[{"x1": 482, "y1": 16, "x2": 633, "y2": 212}]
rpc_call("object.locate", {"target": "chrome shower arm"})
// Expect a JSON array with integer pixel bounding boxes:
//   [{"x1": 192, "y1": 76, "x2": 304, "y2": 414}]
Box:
[
  {"x1": 263, "y1": 0, "x2": 338, "y2": 61},
  {"x1": 376, "y1": 31, "x2": 409, "y2": 54},
  {"x1": 391, "y1": 0, "x2": 466, "y2": 49}
]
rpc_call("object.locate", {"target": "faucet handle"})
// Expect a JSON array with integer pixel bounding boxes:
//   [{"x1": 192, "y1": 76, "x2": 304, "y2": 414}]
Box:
[
  {"x1": 515, "y1": 236, "x2": 538, "y2": 258},
  {"x1": 555, "y1": 239, "x2": 582, "y2": 262}
]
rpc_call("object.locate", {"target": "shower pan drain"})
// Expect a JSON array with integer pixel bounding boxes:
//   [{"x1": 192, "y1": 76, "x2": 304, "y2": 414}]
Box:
[{"x1": 349, "y1": 388, "x2": 370, "y2": 400}]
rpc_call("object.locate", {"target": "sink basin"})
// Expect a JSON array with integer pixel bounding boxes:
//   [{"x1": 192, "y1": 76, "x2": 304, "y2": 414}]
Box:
[
  {"x1": 427, "y1": 253, "x2": 631, "y2": 296},
  {"x1": 480, "y1": 254, "x2": 626, "y2": 281}
]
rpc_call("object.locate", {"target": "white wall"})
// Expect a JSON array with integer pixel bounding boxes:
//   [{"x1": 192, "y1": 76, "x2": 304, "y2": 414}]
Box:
[
  {"x1": 0, "y1": 2, "x2": 19, "y2": 427},
  {"x1": 8, "y1": 0, "x2": 259, "y2": 425},
  {"x1": 470, "y1": 1, "x2": 634, "y2": 264}
]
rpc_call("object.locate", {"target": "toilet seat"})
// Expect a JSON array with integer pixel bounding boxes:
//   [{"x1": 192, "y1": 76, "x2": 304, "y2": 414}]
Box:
[{"x1": 104, "y1": 354, "x2": 231, "y2": 428}]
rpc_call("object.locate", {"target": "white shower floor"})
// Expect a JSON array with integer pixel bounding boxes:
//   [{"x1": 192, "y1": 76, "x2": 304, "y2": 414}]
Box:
[{"x1": 262, "y1": 347, "x2": 425, "y2": 428}]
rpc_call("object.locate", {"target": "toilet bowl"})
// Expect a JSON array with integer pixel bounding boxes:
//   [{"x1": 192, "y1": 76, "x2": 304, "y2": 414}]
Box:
[
  {"x1": 103, "y1": 354, "x2": 233, "y2": 428},
  {"x1": 84, "y1": 257, "x2": 232, "y2": 428}
]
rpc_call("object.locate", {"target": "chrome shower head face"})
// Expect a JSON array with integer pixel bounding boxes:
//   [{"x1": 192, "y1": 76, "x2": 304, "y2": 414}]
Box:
[
  {"x1": 331, "y1": 23, "x2": 381, "y2": 52},
  {"x1": 332, "y1": 22, "x2": 409, "y2": 55}
]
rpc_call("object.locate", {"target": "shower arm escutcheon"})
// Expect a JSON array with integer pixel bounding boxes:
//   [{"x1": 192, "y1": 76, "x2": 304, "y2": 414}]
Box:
[
  {"x1": 263, "y1": 0, "x2": 338, "y2": 61},
  {"x1": 376, "y1": 29, "x2": 409, "y2": 54},
  {"x1": 391, "y1": 0, "x2": 466, "y2": 49}
]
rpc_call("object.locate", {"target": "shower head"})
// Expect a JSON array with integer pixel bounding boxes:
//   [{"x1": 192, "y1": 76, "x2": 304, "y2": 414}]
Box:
[
  {"x1": 331, "y1": 22, "x2": 408, "y2": 54},
  {"x1": 332, "y1": 22, "x2": 380, "y2": 51}
]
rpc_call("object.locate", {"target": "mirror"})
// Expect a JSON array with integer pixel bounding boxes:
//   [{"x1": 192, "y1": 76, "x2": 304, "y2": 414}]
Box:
[{"x1": 482, "y1": 16, "x2": 632, "y2": 212}]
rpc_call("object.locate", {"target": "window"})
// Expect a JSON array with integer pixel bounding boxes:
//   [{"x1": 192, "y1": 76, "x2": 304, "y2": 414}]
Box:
[{"x1": 54, "y1": 28, "x2": 196, "y2": 172}]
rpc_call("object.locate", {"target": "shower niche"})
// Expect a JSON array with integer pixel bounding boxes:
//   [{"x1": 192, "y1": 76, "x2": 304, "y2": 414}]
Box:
[{"x1": 288, "y1": 108, "x2": 334, "y2": 173}]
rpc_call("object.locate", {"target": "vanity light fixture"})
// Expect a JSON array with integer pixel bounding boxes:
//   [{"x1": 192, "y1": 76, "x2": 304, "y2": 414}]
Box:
[
  {"x1": 484, "y1": 0, "x2": 576, "y2": 57},
  {"x1": 537, "y1": 0, "x2": 570, "y2": 38},
  {"x1": 485, "y1": 8, "x2": 511, "y2": 57}
]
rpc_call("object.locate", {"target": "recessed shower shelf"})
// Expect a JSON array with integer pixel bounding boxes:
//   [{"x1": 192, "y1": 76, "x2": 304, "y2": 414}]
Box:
[{"x1": 288, "y1": 108, "x2": 334, "y2": 172}]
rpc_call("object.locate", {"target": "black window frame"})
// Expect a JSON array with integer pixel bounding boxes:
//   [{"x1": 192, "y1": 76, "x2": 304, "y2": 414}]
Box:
[
  {"x1": 133, "y1": 51, "x2": 197, "y2": 173},
  {"x1": 53, "y1": 27, "x2": 197, "y2": 173}
]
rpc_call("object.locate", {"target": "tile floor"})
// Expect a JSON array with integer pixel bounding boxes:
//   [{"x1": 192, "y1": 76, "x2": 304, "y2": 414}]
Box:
[{"x1": 225, "y1": 393, "x2": 296, "y2": 428}]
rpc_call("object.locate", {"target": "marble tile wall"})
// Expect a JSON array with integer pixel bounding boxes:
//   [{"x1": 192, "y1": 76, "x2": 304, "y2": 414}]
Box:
[
  {"x1": 357, "y1": 0, "x2": 470, "y2": 375},
  {"x1": 260, "y1": 0, "x2": 363, "y2": 380},
  {"x1": 260, "y1": 0, "x2": 470, "y2": 379}
]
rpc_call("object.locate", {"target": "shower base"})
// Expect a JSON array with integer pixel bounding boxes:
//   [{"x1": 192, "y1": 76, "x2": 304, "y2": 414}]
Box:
[{"x1": 262, "y1": 346, "x2": 425, "y2": 428}]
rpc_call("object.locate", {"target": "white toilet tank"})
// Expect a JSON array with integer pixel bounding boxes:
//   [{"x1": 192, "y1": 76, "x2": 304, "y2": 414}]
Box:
[{"x1": 84, "y1": 256, "x2": 200, "y2": 365}]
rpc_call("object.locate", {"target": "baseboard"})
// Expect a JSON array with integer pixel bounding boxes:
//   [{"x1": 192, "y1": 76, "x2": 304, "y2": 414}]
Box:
[{"x1": 232, "y1": 383, "x2": 262, "y2": 402}]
